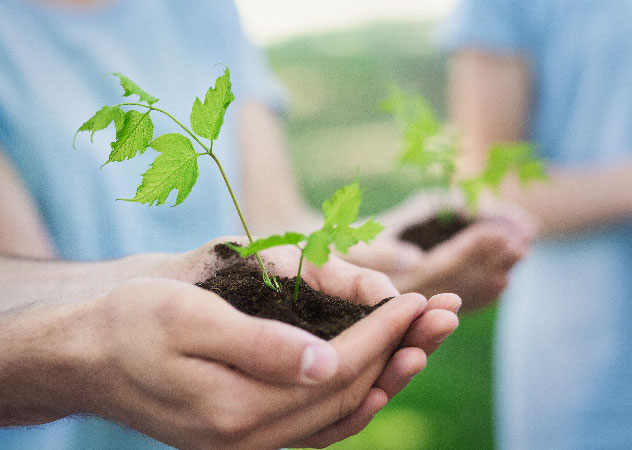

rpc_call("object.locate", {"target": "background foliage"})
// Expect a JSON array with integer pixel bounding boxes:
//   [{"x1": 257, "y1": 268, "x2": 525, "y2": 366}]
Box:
[{"x1": 266, "y1": 22, "x2": 498, "y2": 450}]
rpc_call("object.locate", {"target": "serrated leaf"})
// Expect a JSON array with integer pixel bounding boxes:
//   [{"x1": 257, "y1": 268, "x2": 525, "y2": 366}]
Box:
[
  {"x1": 322, "y1": 181, "x2": 362, "y2": 228},
  {"x1": 302, "y1": 229, "x2": 332, "y2": 267},
  {"x1": 190, "y1": 68, "x2": 235, "y2": 140},
  {"x1": 112, "y1": 73, "x2": 159, "y2": 105},
  {"x1": 120, "y1": 133, "x2": 199, "y2": 206},
  {"x1": 226, "y1": 232, "x2": 307, "y2": 257},
  {"x1": 74, "y1": 105, "x2": 123, "y2": 148},
  {"x1": 105, "y1": 110, "x2": 154, "y2": 164},
  {"x1": 332, "y1": 218, "x2": 384, "y2": 253}
]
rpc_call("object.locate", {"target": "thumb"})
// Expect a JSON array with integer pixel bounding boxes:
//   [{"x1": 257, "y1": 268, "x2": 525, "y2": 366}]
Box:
[
  {"x1": 341, "y1": 239, "x2": 425, "y2": 274},
  {"x1": 179, "y1": 289, "x2": 339, "y2": 385}
]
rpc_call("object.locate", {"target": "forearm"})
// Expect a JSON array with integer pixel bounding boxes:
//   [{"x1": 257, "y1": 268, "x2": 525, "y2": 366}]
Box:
[
  {"x1": 0, "y1": 148, "x2": 56, "y2": 258},
  {"x1": 0, "y1": 252, "x2": 173, "y2": 312},
  {"x1": 0, "y1": 301, "x2": 102, "y2": 426},
  {"x1": 501, "y1": 162, "x2": 632, "y2": 237},
  {"x1": 238, "y1": 101, "x2": 320, "y2": 235},
  {"x1": 449, "y1": 51, "x2": 632, "y2": 237}
]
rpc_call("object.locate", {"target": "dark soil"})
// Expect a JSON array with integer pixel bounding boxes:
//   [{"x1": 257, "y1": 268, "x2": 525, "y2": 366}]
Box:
[
  {"x1": 196, "y1": 244, "x2": 390, "y2": 340},
  {"x1": 400, "y1": 214, "x2": 474, "y2": 251}
]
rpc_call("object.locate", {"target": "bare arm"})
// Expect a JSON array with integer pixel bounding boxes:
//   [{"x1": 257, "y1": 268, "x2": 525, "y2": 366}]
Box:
[
  {"x1": 0, "y1": 148, "x2": 56, "y2": 258},
  {"x1": 237, "y1": 100, "x2": 529, "y2": 307},
  {"x1": 238, "y1": 101, "x2": 319, "y2": 235},
  {"x1": 0, "y1": 242, "x2": 459, "y2": 449},
  {"x1": 450, "y1": 50, "x2": 632, "y2": 237}
]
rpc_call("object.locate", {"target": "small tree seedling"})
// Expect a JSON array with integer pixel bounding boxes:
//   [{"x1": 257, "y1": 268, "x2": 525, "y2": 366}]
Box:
[
  {"x1": 382, "y1": 85, "x2": 547, "y2": 216},
  {"x1": 227, "y1": 180, "x2": 384, "y2": 303},
  {"x1": 74, "y1": 69, "x2": 280, "y2": 290}
]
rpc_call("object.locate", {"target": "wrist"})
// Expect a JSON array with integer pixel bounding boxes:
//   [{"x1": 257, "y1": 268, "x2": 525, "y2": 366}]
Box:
[{"x1": 0, "y1": 300, "x2": 105, "y2": 426}]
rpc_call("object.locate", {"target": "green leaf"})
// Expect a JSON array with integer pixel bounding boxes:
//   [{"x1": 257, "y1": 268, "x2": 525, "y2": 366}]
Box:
[
  {"x1": 112, "y1": 73, "x2": 159, "y2": 105},
  {"x1": 481, "y1": 142, "x2": 546, "y2": 191},
  {"x1": 385, "y1": 86, "x2": 457, "y2": 190},
  {"x1": 518, "y1": 160, "x2": 548, "y2": 185},
  {"x1": 460, "y1": 178, "x2": 483, "y2": 214},
  {"x1": 226, "y1": 232, "x2": 307, "y2": 257},
  {"x1": 74, "y1": 105, "x2": 123, "y2": 148},
  {"x1": 120, "y1": 133, "x2": 199, "y2": 206},
  {"x1": 303, "y1": 229, "x2": 332, "y2": 267},
  {"x1": 190, "y1": 68, "x2": 235, "y2": 140},
  {"x1": 322, "y1": 180, "x2": 362, "y2": 228},
  {"x1": 105, "y1": 110, "x2": 154, "y2": 164},
  {"x1": 332, "y1": 218, "x2": 384, "y2": 253}
]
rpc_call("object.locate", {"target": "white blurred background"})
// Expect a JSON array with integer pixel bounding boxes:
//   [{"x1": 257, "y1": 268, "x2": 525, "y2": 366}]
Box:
[{"x1": 234, "y1": 0, "x2": 457, "y2": 44}]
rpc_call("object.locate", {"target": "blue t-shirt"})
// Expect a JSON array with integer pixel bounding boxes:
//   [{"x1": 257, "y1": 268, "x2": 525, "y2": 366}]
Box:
[
  {"x1": 0, "y1": 0, "x2": 283, "y2": 448},
  {"x1": 443, "y1": 1, "x2": 632, "y2": 448}
]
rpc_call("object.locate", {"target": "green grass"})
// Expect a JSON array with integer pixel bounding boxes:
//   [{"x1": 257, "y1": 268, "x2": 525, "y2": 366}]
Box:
[{"x1": 266, "y1": 21, "x2": 497, "y2": 450}]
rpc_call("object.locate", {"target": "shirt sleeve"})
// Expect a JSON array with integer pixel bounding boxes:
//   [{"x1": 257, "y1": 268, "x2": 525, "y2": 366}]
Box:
[{"x1": 439, "y1": 0, "x2": 532, "y2": 54}]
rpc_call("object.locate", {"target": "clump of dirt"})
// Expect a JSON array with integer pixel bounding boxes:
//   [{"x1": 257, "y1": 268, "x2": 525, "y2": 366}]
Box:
[
  {"x1": 399, "y1": 214, "x2": 473, "y2": 251},
  {"x1": 196, "y1": 244, "x2": 389, "y2": 340}
]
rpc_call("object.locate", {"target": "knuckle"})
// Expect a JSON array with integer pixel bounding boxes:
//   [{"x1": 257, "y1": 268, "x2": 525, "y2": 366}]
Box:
[
  {"x1": 212, "y1": 412, "x2": 252, "y2": 442},
  {"x1": 337, "y1": 362, "x2": 362, "y2": 387},
  {"x1": 335, "y1": 388, "x2": 362, "y2": 422}
]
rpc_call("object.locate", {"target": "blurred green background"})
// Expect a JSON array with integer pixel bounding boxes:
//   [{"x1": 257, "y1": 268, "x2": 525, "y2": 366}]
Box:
[{"x1": 266, "y1": 22, "x2": 497, "y2": 450}]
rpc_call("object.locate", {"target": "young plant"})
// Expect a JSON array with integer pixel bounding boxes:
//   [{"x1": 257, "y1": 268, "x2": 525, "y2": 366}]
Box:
[
  {"x1": 382, "y1": 85, "x2": 547, "y2": 215},
  {"x1": 226, "y1": 180, "x2": 384, "y2": 303},
  {"x1": 74, "y1": 69, "x2": 280, "y2": 290}
]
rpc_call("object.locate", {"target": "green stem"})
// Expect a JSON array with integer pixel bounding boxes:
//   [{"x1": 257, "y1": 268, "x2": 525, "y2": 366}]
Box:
[
  {"x1": 122, "y1": 102, "x2": 278, "y2": 290},
  {"x1": 293, "y1": 249, "x2": 305, "y2": 304},
  {"x1": 208, "y1": 148, "x2": 277, "y2": 289}
]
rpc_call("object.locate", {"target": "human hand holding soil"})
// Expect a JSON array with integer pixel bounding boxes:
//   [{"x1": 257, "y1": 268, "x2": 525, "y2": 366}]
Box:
[
  {"x1": 0, "y1": 238, "x2": 459, "y2": 449},
  {"x1": 340, "y1": 193, "x2": 535, "y2": 311}
]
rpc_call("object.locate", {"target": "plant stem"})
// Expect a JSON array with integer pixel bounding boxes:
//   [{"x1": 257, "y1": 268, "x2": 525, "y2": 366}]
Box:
[
  {"x1": 207, "y1": 148, "x2": 278, "y2": 289},
  {"x1": 122, "y1": 102, "x2": 279, "y2": 290},
  {"x1": 293, "y1": 250, "x2": 305, "y2": 304}
]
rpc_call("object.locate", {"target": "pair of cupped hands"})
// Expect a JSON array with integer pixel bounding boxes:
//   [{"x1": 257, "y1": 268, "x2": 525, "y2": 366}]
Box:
[{"x1": 18, "y1": 200, "x2": 531, "y2": 450}]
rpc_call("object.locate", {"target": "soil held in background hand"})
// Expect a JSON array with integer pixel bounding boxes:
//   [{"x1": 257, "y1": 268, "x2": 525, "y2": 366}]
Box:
[
  {"x1": 400, "y1": 214, "x2": 473, "y2": 251},
  {"x1": 196, "y1": 244, "x2": 389, "y2": 340}
]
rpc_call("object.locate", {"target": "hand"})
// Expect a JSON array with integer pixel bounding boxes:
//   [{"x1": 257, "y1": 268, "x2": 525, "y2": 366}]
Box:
[
  {"x1": 167, "y1": 239, "x2": 461, "y2": 448},
  {"x1": 340, "y1": 193, "x2": 534, "y2": 311},
  {"x1": 0, "y1": 239, "x2": 459, "y2": 450}
]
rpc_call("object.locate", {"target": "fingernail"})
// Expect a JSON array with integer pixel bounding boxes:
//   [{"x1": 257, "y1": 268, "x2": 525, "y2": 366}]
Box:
[
  {"x1": 435, "y1": 332, "x2": 453, "y2": 344},
  {"x1": 300, "y1": 344, "x2": 338, "y2": 384}
]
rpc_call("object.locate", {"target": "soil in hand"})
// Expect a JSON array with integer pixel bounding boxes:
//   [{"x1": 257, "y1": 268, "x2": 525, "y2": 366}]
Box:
[
  {"x1": 196, "y1": 245, "x2": 389, "y2": 340},
  {"x1": 400, "y1": 214, "x2": 473, "y2": 251}
]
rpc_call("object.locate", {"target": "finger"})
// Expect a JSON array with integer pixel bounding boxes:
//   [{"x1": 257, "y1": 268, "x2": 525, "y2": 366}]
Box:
[
  {"x1": 341, "y1": 239, "x2": 426, "y2": 275},
  {"x1": 302, "y1": 256, "x2": 400, "y2": 305},
  {"x1": 401, "y1": 308, "x2": 459, "y2": 356},
  {"x1": 373, "y1": 347, "x2": 427, "y2": 399},
  {"x1": 427, "y1": 292, "x2": 462, "y2": 314},
  {"x1": 236, "y1": 295, "x2": 426, "y2": 449},
  {"x1": 331, "y1": 293, "x2": 427, "y2": 384},
  {"x1": 291, "y1": 388, "x2": 388, "y2": 449},
  {"x1": 174, "y1": 286, "x2": 339, "y2": 385}
]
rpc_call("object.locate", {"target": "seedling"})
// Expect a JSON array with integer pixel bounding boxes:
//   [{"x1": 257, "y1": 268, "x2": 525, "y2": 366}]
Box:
[
  {"x1": 74, "y1": 69, "x2": 280, "y2": 290},
  {"x1": 382, "y1": 85, "x2": 547, "y2": 216},
  {"x1": 75, "y1": 69, "x2": 383, "y2": 299},
  {"x1": 227, "y1": 180, "x2": 383, "y2": 302}
]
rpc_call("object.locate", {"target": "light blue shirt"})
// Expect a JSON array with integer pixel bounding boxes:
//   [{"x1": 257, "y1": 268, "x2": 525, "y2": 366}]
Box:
[
  {"x1": 0, "y1": 0, "x2": 283, "y2": 448},
  {"x1": 443, "y1": 0, "x2": 632, "y2": 448}
]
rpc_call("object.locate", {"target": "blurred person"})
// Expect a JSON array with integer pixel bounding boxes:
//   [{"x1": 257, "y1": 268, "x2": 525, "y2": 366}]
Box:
[
  {"x1": 443, "y1": 0, "x2": 632, "y2": 447},
  {"x1": 0, "y1": 0, "x2": 528, "y2": 447}
]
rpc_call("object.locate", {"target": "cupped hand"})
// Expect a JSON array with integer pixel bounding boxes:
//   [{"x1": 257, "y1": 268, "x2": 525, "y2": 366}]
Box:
[
  {"x1": 339, "y1": 194, "x2": 534, "y2": 311},
  {"x1": 85, "y1": 238, "x2": 460, "y2": 449}
]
